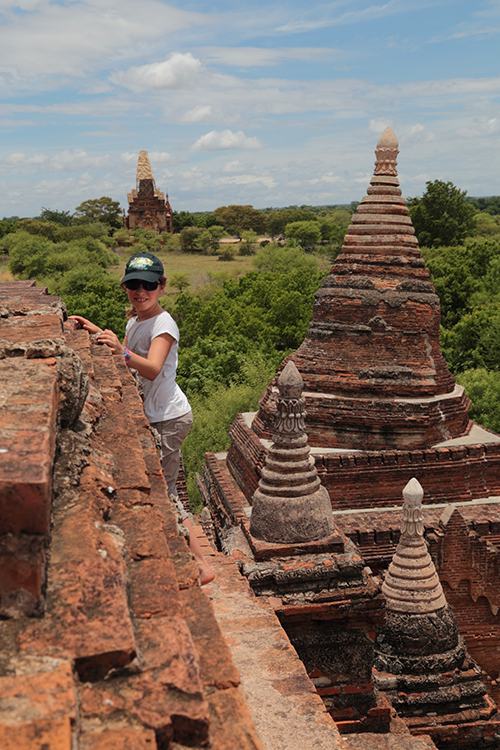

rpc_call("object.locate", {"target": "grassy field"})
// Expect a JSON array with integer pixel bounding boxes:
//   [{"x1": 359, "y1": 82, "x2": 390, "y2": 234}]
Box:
[
  {"x1": 0, "y1": 244, "x2": 256, "y2": 292},
  {"x1": 111, "y1": 247, "x2": 258, "y2": 301},
  {"x1": 1, "y1": 242, "x2": 332, "y2": 295}
]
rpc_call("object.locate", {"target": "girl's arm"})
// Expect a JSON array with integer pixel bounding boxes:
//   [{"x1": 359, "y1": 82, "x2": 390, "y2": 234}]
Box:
[
  {"x1": 98, "y1": 329, "x2": 174, "y2": 381},
  {"x1": 68, "y1": 315, "x2": 102, "y2": 335}
]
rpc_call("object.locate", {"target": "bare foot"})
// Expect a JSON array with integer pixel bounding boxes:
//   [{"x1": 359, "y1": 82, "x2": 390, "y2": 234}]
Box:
[
  {"x1": 197, "y1": 559, "x2": 215, "y2": 586},
  {"x1": 182, "y1": 517, "x2": 215, "y2": 586}
]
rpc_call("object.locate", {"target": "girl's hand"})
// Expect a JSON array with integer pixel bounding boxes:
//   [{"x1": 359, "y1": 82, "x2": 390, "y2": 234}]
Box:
[
  {"x1": 96, "y1": 329, "x2": 122, "y2": 356},
  {"x1": 68, "y1": 315, "x2": 102, "y2": 335}
]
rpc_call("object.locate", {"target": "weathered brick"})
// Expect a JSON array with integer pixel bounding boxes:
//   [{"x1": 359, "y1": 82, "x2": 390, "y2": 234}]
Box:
[
  {"x1": 80, "y1": 727, "x2": 157, "y2": 750},
  {"x1": 129, "y1": 558, "x2": 183, "y2": 619},
  {"x1": 179, "y1": 587, "x2": 240, "y2": 689},
  {"x1": 0, "y1": 717, "x2": 72, "y2": 750},
  {"x1": 19, "y1": 558, "x2": 137, "y2": 682}
]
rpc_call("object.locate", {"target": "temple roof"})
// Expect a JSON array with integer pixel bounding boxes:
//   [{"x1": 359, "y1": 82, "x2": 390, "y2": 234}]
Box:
[
  {"x1": 253, "y1": 129, "x2": 471, "y2": 450},
  {"x1": 136, "y1": 150, "x2": 155, "y2": 181}
]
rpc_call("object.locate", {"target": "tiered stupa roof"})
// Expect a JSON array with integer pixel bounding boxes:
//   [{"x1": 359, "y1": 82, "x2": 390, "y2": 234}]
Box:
[
  {"x1": 253, "y1": 127, "x2": 471, "y2": 450},
  {"x1": 249, "y1": 361, "x2": 335, "y2": 544},
  {"x1": 374, "y1": 479, "x2": 500, "y2": 746}
]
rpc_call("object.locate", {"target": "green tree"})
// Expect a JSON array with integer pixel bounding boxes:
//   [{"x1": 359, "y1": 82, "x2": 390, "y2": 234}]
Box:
[
  {"x1": 407, "y1": 180, "x2": 476, "y2": 247},
  {"x1": 73, "y1": 197, "x2": 121, "y2": 228},
  {"x1": 161, "y1": 232, "x2": 182, "y2": 252},
  {"x1": 213, "y1": 205, "x2": 267, "y2": 236},
  {"x1": 180, "y1": 226, "x2": 205, "y2": 253},
  {"x1": 441, "y1": 303, "x2": 500, "y2": 373},
  {"x1": 457, "y1": 368, "x2": 500, "y2": 433},
  {"x1": 60, "y1": 270, "x2": 129, "y2": 338},
  {"x1": 253, "y1": 243, "x2": 320, "y2": 274},
  {"x1": 172, "y1": 210, "x2": 197, "y2": 233},
  {"x1": 206, "y1": 225, "x2": 227, "y2": 254},
  {"x1": 16, "y1": 218, "x2": 60, "y2": 241},
  {"x1": 466, "y1": 196, "x2": 500, "y2": 216},
  {"x1": 113, "y1": 228, "x2": 135, "y2": 247},
  {"x1": 239, "y1": 229, "x2": 258, "y2": 256},
  {"x1": 38, "y1": 207, "x2": 73, "y2": 226},
  {"x1": 57, "y1": 223, "x2": 110, "y2": 243},
  {"x1": 169, "y1": 272, "x2": 190, "y2": 293},
  {"x1": 474, "y1": 212, "x2": 500, "y2": 238},
  {"x1": 284, "y1": 221, "x2": 321, "y2": 251},
  {"x1": 267, "y1": 208, "x2": 316, "y2": 238},
  {"x1": 423, "y1": 240, "x2": 500, "y2": 327},
  {"x1": 0, "y1": 219, "x2": 18, "y2": 238},
  {"x1": 216, "y1": 244, "x2": 238, "y2": 261}
]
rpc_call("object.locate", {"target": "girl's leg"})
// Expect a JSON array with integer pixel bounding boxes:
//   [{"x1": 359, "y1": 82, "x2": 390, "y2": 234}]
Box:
[
  {"x1": 182, "y1": 517, "x2": 215, "y2": 586},
  {"x1": 151, "y1": 413, "x2": 215, "y2": 586}
]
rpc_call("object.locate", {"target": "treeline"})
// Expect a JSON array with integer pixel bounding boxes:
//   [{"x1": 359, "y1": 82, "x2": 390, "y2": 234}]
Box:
[
  {"x1": 3, "y1": 183, "x2": 500, "y2": 505},
  {"x1": 408, "y1": 180, "x2": 500, "y2": 433}
]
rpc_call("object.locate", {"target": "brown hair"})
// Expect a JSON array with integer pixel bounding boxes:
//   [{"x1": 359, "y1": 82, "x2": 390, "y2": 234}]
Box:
[{"x1": 125, "y1": 275, "x2": 167, "y2": 319}]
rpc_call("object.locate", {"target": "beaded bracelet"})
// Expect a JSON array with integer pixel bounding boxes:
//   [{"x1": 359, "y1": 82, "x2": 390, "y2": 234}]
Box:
[{"x1": 123, "y1": 346, "x2": 132, "y2": 363}]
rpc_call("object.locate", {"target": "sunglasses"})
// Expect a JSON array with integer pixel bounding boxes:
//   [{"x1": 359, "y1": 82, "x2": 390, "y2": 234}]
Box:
[{"x1": 124, "y1": 279, "x2": 159, "y2": 291}]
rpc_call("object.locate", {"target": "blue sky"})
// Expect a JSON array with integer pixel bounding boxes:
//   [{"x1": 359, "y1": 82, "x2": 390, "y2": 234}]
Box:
[{"x1": 0, "y1": 0, "x2": 499, "y2": 217}]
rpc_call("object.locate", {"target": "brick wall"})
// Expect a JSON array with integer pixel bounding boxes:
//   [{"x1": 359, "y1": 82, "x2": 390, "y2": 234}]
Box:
[{"x1": 0, "y1": 281, "x2": 263, "y2": 750}]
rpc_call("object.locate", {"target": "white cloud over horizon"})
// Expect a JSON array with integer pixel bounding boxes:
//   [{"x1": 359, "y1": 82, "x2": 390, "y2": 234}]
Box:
[{"x1": 192, "y1": 130, "x2": 263, "y2": 152}]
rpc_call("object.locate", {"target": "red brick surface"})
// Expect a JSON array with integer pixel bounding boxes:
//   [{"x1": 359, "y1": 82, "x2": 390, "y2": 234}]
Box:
[{"x1": 0, "y1": 282, "x2": 263, "y2": 750}]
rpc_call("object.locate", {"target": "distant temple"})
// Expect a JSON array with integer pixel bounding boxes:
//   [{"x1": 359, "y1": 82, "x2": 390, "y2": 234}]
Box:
[{"x1": 124, "y1": 150, "x2": 173, "y2": 233}]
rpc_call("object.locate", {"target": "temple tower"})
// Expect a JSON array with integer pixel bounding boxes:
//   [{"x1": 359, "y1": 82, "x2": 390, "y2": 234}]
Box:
[
  {"x1": 125, "y1": 151, "x2": 173, "y2": 233},
  {"x1": 253, "y1": 127, "x2": 471, "y2": 450},
  {"x1": 249, "y1": 361, "x2": 335, "y2": 543},
  {"x1": 374, "y1": 478, "x2": 500, "y2": 747}
]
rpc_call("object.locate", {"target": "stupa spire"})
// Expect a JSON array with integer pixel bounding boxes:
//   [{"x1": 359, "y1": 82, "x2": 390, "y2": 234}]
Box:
[
  {"x1": 249, "y1": 361, "x2": 335, "y2": 544},
  {"x1": 381, "y1": 478, "x2": 446, "y2": 614},
  {"x1": 253, "y1": 128, "x2": 470, "y2": 450}
]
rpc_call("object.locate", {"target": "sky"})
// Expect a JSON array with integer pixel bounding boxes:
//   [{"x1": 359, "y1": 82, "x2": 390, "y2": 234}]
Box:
[{"x1": 0, "y1": 0, "x2": 499, "y2": 218}]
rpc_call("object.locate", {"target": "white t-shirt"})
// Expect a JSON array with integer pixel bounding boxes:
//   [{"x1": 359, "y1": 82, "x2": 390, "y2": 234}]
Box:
[{"x1": 125, "y1": 310, "x2": 191, "y2": 424}]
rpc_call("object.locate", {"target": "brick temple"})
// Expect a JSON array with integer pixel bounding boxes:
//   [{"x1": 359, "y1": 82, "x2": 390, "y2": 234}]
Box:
[
  {"x1": 2, "y1": 128, "x2": 500, "y2": 750},
  {"x1": 124, "y1": 150, "x2": 173, "y2": 233},
  {"x1": 199, "y1": 128, "x2": 500, "y2": 745}
]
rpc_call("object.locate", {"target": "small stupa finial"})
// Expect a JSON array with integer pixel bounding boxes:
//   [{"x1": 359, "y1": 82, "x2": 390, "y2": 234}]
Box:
[
  {"x1": 374, "y1": 126, "x2": 399, "y2": 176},
  {"x1": 249, "y1": 360, "x2": 334, "y2": 544},
  {"x1": 382, "y1": 477, "x2": 446, "y2": 614},
  {"x1": 401, "y1": 477, "x2": 424, "y2": 538}
]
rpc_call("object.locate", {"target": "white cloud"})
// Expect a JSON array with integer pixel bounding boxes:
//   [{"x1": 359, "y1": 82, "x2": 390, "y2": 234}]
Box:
[
  {"x1": 0, "y1": 149, "x2": 110, "y2": 173},
  {"x1": 222, "y1": 161, "x2": 244, "y2": 174},
  {"x1": 192, "y1": 130, "x2": 263, "y2": 151},
  {"x1": 181, "y1": 105, "x2": 213, "y2": 123},
  {"x1": 111, "y1": 53, "x2": 204, "y2": 92},
  {"x1": 215, "y1": 174, "x2": 276, "y2": 189},
  {"x1": 402, "y1": 123, "x2": 436, "y2": 143},
  {"x1": 0, "y1": 1, "x2": 208, "y2": 80},
  {"x1": 0, "y1": 118, "x2": 34, "y2": 127},
  {"x1": 369, "y1": 118, "x2": 393, "y2": 135},
  {"x1": 276, "y1": 0, "x2": 429, "y2": 34},
  {"x1": 457, "y1": 117, "x2": 500, "y2": 137},
  {"x1": 199, "y1": 46, "x2": 341, "y2": 67},
  {"x1": 308, "y1": 173, "x2": 343, "y2": 186},
  {"x1": 147, "y1": 151, "x2": 174, "y2": 164}
]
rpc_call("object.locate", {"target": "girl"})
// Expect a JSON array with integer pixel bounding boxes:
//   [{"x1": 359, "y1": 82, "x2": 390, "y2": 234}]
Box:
[{"x1": 69, "y1": 251, "x2": 214, "y2": 586}]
